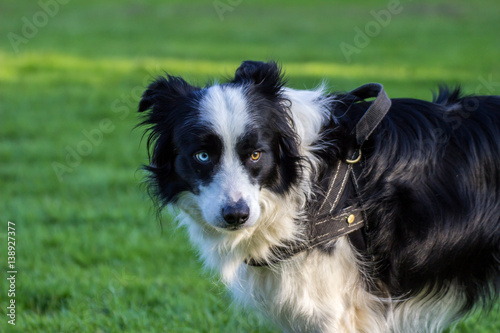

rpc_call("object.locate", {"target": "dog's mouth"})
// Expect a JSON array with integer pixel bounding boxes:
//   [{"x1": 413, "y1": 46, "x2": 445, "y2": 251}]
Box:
[
  {"x1": 206, "y1": 219, "x2": 255, "y2": 233},
  {"x1": 222, "y1": 224, "x2": 246, "y2": 231}
]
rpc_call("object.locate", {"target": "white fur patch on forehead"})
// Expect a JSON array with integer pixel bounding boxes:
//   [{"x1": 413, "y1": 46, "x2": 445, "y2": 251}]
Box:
[{"x1": 199, "y1": 85, "x2": 251, "y2": 140}]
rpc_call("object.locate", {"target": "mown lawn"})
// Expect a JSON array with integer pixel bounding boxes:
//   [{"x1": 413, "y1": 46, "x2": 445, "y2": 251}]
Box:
[{"x1": 1, "y1": 0, "x2": 499, "y2": 332}]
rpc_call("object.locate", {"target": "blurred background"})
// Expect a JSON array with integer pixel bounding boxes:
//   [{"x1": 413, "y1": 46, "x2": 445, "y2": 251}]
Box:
[{"x1": 1, "y1": 0, "x2": 499, "y2": 331}]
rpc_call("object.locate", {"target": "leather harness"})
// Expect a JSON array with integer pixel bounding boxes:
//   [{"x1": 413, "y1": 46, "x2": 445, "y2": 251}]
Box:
[{"x1": 246, "y1": 83, "x2": 392, "y2": 267}]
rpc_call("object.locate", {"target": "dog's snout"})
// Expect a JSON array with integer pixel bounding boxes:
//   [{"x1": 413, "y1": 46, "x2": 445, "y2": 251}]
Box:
[{"x1": 222, "y1": 200, "x2": 250, "y2": 227}]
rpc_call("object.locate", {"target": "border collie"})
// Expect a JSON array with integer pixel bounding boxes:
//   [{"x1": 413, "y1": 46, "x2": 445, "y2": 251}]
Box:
[{"x1": 137, "y1": 61, "x2": 500, "y2": 332}]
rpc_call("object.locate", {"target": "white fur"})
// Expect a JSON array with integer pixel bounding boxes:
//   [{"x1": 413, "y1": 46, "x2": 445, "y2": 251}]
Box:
[
  {"x1": 195, "y1": 86, "x2": 261, "y2": 229},
  {"x1": 168, "y1": 85, "x2": 465, "y2": 332},
  {"x1": 389, "y1": 285, "x2": 466, "y2": 333}
]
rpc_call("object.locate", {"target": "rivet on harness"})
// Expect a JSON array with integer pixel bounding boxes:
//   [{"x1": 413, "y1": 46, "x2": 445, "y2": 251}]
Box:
[{"x1": 246, "y1": 83, "x2": 392, "y2": 267}]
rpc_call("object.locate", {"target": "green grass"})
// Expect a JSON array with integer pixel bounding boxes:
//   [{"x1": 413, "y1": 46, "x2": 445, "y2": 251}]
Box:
[{"x1": 1, "y1": 0, "x2": 500, "y2": 331}]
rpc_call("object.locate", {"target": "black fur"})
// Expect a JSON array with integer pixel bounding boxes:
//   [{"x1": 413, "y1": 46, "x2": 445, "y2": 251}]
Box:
[
  {"x1": 138, "y1": 75, "x2": 202, "y2": 206},
  {"x1": 232, "y1": 61, "x2": 302, "y2": 194},
  {"x1": 322, "y1": 87, "x2": 500, "y2": 312}
]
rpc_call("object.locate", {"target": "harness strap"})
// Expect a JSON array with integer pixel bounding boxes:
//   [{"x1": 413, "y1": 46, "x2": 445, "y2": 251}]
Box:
[
  {"x1": 246, "y1": 83, "x2": 391, "y2": 267},
  {"x1": 350, "y1": 83, "x2": 392, "y2": 145}
]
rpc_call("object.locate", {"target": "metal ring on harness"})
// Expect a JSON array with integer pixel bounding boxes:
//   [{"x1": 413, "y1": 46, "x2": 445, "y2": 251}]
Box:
[{"x1": 346, "y1": 149, "x2": 362, "y2": 164}]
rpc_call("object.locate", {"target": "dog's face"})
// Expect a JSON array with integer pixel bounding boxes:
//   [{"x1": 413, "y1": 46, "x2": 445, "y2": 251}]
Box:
[{"x1": 139, "y1": 61, "x2": 301, "y2": 231}]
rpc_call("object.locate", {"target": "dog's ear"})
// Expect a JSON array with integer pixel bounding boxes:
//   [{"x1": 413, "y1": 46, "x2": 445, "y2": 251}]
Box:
[
  {"x1": 138, "y1": 75, "x2": 197, "y2": 206},
  {"x1": 138, "y1": 75, "x2": 195, "y2": 113},
  {"x1": 138, "y1": 75, "x2": 197, "y2": 163},
  {"x1": 232, "y1": 60, "x2": 286, "y2": 96}
]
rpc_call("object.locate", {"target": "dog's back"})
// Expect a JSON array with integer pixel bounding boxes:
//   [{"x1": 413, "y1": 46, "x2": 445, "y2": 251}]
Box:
[{"x1": 328, "y1": 87, "x2": 500, "y2": 328}]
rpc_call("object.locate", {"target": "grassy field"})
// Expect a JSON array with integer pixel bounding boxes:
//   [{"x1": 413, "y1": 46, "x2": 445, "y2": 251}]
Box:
[{"x1": 1, "y1": 0, "x2": 500, "y2": 332}]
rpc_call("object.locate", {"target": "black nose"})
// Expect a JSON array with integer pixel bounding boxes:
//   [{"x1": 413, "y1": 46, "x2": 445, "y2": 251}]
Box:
[{"x1": 222, "y1": 200, "x2": 250, "y2": 227}]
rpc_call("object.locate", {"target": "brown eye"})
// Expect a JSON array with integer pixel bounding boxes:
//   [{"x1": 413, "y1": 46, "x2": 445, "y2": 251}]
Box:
[{"x1": 250, "y1": 151, "x2": 261, "y2": 161}]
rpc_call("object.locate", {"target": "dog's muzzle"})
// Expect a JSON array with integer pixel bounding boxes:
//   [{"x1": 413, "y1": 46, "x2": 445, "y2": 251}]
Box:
[{"x1": 221, "y1": 199, "x2": 250, "y2": 228}]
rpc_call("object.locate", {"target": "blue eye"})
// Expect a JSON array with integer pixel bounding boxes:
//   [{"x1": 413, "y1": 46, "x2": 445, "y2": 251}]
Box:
[{"x1": 194, "y1": 151, "x2": 210, "y2": 163}]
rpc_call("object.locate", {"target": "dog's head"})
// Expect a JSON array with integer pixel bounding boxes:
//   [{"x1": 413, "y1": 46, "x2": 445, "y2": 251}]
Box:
[{"x1": 139, "y1": 61, "x2": 301, "y2": 231}]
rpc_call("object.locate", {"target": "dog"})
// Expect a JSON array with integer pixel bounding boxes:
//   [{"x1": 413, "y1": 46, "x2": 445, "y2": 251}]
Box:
[{"x1": 137, "y1": 61, "x2": 500, "y2": 332}]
